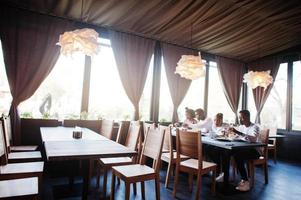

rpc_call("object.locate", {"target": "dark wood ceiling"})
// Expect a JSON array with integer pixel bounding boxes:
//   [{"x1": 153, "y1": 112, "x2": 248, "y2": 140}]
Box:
[{"x1": 3, "y1": 0, "x2": 301, "y2": 62}]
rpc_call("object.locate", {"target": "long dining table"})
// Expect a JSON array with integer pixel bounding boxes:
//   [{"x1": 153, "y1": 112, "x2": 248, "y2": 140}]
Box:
[
  {"x1": 40, "y1": 126, "x2": 137, "y2": 200},
  {"x1": 171, "y1": 129, "x2": 265, "y2": 185}
]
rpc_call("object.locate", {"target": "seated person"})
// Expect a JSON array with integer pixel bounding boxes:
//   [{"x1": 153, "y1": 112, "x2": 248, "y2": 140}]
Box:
[
  {"x1": 205, "y1": 113, "x2": 227, "y2": 181},
  {"x1": 211, "y1": 113, "x2": 228, "y2": 134},
  {"x1": 230, "y1": 110, "x2": 260, "y2": 191},
  {"x1": 182, "y1": 107, "x2": 198, "y2": 127},
  {"x1": 187, "y1": 108, "x2": 213, "y2": 132}
]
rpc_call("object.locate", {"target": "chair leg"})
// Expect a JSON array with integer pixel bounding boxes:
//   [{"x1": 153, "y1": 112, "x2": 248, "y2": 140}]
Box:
[
  {"x1": 110, "y1": 173, "x2": 116, "y2": 200},
  {"x1": 264, "y1": 163, "x2": 269, "y2": 184},
  {"x1": 155, "y1": 177, "x2": 160, "y2": 200},
  {"x1": 133, "y1": 183, "x2": 137, "y2": 195},
  {"x1": 141, "y1": 181, "x2": 145, "y2": 200},
  {"x1": 273, "y1": 148, "x2": 277, "y2": 164},
  {"x1": 211, "y1": 169, "x2": 216, "y2": 195},
  {"x1": 249, "y1": 163, "x2": 255, "y2": 187},
  {"x1": 125, "y1": 182, "x2": 130, "y2": 200},
  {"x1": 188, "y1": 173, "x2": 193, "y2": 192},
  {"x1": 96, "y1": 171, "x2": 100, "y2": 188},
  {"x1": 165, "y1": 162, "x2": 172, "y2": 188},
  {"x1": 103, "y1": 167, "x2": 108, "y2": 198},
  {"x1": 173, "y1": 165, "x2": 179, "y2": 197},
  {"x1": 195, "y1": 173, "x2": 202, "y2": 200},
  {"x1": 117, "y1": 177, "x2": 121, "y2": 185}
]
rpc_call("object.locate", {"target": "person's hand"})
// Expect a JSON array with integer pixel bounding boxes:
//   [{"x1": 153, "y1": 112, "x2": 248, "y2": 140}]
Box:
[
  {"x1": 174, "y1": 122, "x2": 180, "y2": 127},
  {"x1": 229, "y1": 127, "x2": 235, "y2": 132},
  {"x1": 182, "y1": 123, "x2": 189, "y2": 128}
]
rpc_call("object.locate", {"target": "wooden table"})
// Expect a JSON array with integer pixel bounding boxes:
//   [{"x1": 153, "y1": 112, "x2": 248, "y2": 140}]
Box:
[{"x1": 40, "y1": 127, "x2": 137, "y2": 200}]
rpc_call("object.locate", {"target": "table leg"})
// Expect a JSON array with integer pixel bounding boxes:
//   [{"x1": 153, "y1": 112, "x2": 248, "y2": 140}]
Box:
[
  {"x1": 82, "y1": 159, "x2": 91, "y2": 200},
  {"x1": 222, "y1": 150, "x2": 231, "y2": 186}
]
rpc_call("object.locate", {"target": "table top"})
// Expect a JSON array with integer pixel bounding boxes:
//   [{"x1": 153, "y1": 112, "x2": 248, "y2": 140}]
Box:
[
  {"x1": 40, "y1": 126, "x2": 107, "y2": 142},
  {"x1": 171, "y1": 129, "x2": 265, "y2": 150},
  {"x1": 202, "y1": 136, "x2": 265, "y2": 150},
  {"x1": 41, "y1": 126, "x2": 137, "y2": 161}
]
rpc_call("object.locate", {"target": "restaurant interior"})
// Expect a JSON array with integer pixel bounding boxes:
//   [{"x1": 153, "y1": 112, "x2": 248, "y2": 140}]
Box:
[{"x1": 0, "y1": 0, "x2": 301, "y2": 200}]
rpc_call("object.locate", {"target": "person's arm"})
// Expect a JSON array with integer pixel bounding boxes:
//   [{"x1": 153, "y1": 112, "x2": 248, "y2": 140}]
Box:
[{"x1": 245, "y1": 125, "x2": 259, "y2": 142}]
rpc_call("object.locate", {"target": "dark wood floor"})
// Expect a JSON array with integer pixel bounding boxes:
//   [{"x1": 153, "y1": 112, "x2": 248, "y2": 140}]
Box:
[{"x1": 41, "y1": 159, "x2": 301, "y2": 200}]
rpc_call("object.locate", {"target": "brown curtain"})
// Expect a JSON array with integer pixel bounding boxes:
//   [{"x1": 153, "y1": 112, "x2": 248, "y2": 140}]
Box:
[
  {"x1": 217, "y1": 56, "x2": 245, "y2": 123},
  {"x1": 247, "y1": 56, "x2": 280, "y2": 123},
  {"x1": 161, "y1": 43, "x2": 197, "y2": 122},
  {"x1": 109, "y1": 30, "x2": 155, "y2": 120},
  {"x1": 0, "y1": 6, "x2": 73, "y2": 145}
]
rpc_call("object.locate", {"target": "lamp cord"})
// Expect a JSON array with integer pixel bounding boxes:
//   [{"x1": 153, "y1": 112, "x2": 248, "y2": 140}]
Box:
[{"x1": 80, "y1": 0, "x2": 84, "y2": 21}]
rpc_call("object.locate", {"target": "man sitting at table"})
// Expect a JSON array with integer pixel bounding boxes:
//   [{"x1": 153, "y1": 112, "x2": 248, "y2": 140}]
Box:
[
  {"x1": 230, "y1": 110, "x2": 260, "y2": 192},
  {"x1": 184, "y1": 108, "x2": 213, "y2": 132}
]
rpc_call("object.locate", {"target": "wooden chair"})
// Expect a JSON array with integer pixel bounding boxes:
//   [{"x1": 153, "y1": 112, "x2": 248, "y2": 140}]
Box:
[
  {"x1": 173, "y1": 129, "x2": 216, "y2": 200},
  {"x1": 1, "y1": 116, "x2": 38, "y2": 152},
  {"x1": 110, "y1": 127, "x2": 165, "y2": 200},
  {"x1": 0, "y1": 121, "x2": 44, "y2": 196},
  {"x1": 115, "y1": 121, "x2": 131, "y2": 145},
  {"x1": 0, "y1": 121, "x2": 42, "y2": 163},
  {"x1": 248, "y1": 129, "x2": 270, "y2": 187},
  {"x1": 96, "y1": 123, "x2": 141, "y2": 198},
  {"x1": 0, "y1": 177, "x2": 39, "y2": 200},
  {"x1": 100, "y1": 119, "x2": 114, "y2": 140},
  {"x1": 159, "y1": 125, "x2": 189, "y2": 188}
]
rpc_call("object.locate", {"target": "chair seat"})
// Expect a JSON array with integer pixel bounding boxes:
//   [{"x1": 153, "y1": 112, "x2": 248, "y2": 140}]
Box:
[
  {"x1": 8, "y1": 151, "x2": 42, "y2": 163},
  {"x1": 10, "y1": 145, "x2": 38, "y2": 152},
  {"x1": 112, "y1": 164, "x2": 155, "y2": 179},
  {"x1": 180, "y1": 159, "x2": 216, "y2": 172},
  {"x1": 100, "y1": 157, "x2": 133, "y2": 166},
  {"x1": 250, "y1": 156, "x2": 266, "y2": 165},
  {"x1": 0, "y1": 162, "x2": 44, "y2": 176},
  {"x1": 161, "y1": 152, "x2": 189, "y2": 161},
  {"x1": 0, "y1": 177, "x2": 38, "y2": 198}
]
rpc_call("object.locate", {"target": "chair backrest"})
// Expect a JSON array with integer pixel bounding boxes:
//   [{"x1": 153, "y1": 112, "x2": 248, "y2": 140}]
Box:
[
  {"x1": 0, "y1": 121, "x2": 8, "y2": 165},
  {"x1": 176, "y1": 129, "x2": 202, "y2": 168},
  {"x1": 115, "y1": 121, "x2": 130, "y2": 144},
  {"x1": 259, "y1": 129, "x2": 270, "y2": 157},
  {"x1": 100, "y1": 119, "x2": 114, "y2": 140},
  {"x1": 143, "y1": 122, "x2": 155, "y2": 138},
  {"x1": 159, "y1": 125, "x2": 173, "y2": 152},
  {"x1": 140, "y1": 127, "x2": 165, "y2": 172},
  {"x1": 1, "y1": 116, "x2": 11, "y2": 151},
  {"x1": 124, "y1": 123, "x2": 141, "y2": 151}
]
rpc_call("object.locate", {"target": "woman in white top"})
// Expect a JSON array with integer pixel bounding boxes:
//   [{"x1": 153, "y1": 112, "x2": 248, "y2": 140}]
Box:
[{"x1": 182, "y1": 107, "x2": 198, "y2": 127}]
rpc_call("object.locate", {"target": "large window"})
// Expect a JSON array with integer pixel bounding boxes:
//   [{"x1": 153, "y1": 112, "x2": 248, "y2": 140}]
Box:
[
  {"x1": 139, "y1": 57, "x2": 153, "y2": 121},
  {"x1": 178, "y1": 68, "x2": 206, "y2": 122},
  {"x1": 247, "y1": 88, "x2": 257, "y2": 122},
  {"x1": 0, "y1": 41, "x2": 12, "y2": 115},
  {"x1": 88, "y1": 38, "x2": 134, "y2": 120},
  {"x1": 159, "y1": 59, "x2": 173, "y2": 122},
  {"x1": 292, "y1": 61, "x2": 301, "y2": 130},
  {"x1": 207, "y1": 61, "x2": 236, "y2": 123},
  {"x1": 260, "y1": 63, "x2": 287, "y2": 129},
  {"x1": 19, "y1": 53, "x2": 85, "y2": 119}
]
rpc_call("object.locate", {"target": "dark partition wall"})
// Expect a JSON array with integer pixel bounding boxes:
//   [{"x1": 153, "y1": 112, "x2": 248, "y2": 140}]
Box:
[
  {"x1": 63, "y1": 119, "x2": 102, "y2": 134},
  {"x1": 20, "y1": 118, "x2": 61, "y2": 146}
]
